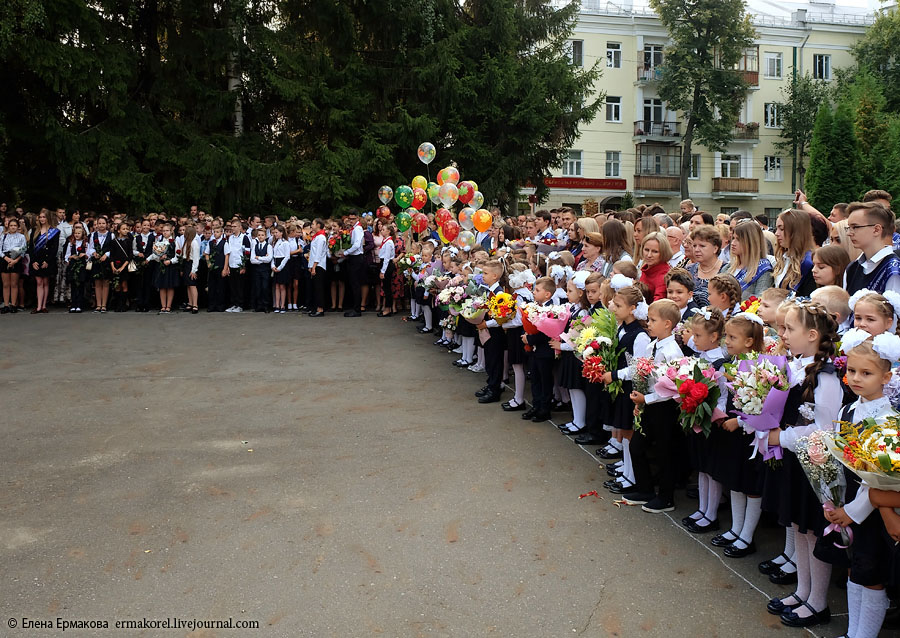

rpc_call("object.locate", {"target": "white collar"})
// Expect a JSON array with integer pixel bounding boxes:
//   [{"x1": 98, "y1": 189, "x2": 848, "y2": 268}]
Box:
[
  {"x1": 860, "y1": 245, "x2": 895, "y2": 274},
  {"x1": 788, "y1": 355, "x2": 815, "y2": 386},
  {"x1": 699, "y1": 346, "x2": 724, "y2": 362},
  {"x1": 848, "y1": 395, "x2": 893, "y2": 423},
  {"x1": 655, "y1": 334, "x2": 677, "y2": 347}
]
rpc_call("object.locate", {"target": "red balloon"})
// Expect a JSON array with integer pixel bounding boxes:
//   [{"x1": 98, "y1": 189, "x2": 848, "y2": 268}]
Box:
[
  {"x1": 457, "y1": 181, "x2": 475, "y2": 205},
  {"x1": 377, "y1": 205, "x2": 391, "y2": 219},
  {"x1": 435, "y1": 208, "x2": 453, "y2": 228},
  {"x1": 411, "y1": 187, "x2": 427, "y2": 210},
  {"x1": 411, "y1": 212, "x2": 428, "y2": 234},
  {"x1": 441, "y1": 219, "x2": 460, "y2": 242}
]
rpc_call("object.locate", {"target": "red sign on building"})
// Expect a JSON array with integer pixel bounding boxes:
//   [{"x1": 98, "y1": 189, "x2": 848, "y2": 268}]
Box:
[{"x1": 535, "y1": 177, "x2": 627, "y2": 190}]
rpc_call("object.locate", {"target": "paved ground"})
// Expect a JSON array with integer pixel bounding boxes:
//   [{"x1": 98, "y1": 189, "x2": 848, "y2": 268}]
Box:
[{"x1": 0, "y1": 312, "x2": 862, "y2": 637}]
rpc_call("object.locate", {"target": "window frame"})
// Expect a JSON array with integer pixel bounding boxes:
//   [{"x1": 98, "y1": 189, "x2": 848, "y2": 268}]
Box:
[
  {"x1": 606, "y1": 42, "x2": 622, "y2": 69},
  {"x1": 764, "y1": 102, "x2": 782, "y2": 129},
  {"x1": 764, "y1": 155, "x2": 783, "y2": 182},
  {"x1": 720, "y1": 154, "x2": 742, "y2": 179},
  {"x1": 605, "y1": 96, "x2": 622, "y2": 123},
  {"x1": 813, "y1": 54, "x2": 831, "y2": 81},
  {"x1": 570, "y1": 40, "x2": 584, "y2": 67},
  {"x1": 763, "y1": 52, "x2": 782, "y2": 79},
  {"x1": 605, "y1": 151, "x2": 621, "y2": 177},
  {"x1": 688, "y1": 153, "x2": 700, "y2": 180},
  {"x1": 563, "y1": 150, "x2": 583, "y2": 177}
]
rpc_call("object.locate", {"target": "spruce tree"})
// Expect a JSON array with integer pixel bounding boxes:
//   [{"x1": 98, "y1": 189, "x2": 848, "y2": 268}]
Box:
[
  {"x1": 805, "y1": 106, "x2": 834, "y2": 211},
  {"x1": 830, "y1": 102, "x2": 863, "y2": 205}
]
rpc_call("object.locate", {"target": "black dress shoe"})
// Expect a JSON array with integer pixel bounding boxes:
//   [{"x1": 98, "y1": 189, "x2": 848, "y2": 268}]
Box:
[
  {"x1": 602, "y1": 478, "x2": 619, "y2": 489},
  {"x1": 478, "y1": 393, "x2": 501, "y2": 404},
  {"x1": 530, "y1": 411, "x2": 550, "y2": 422},
  {"x1": 344, "y1": 310, "x2": 362, "y2": 317},
  {"x1": 711, "y1": 532, "x2": 739, "y2": 548},
  {"x1": 608, "y1": 482, "x2": 634, "y2": 495},
  {"x1": 758, "y1": 554, "x2": 790, "y2": 575},
  {"x1": 475, "y1": 386, "x2": 490, "y2": 397},
  {"x1": 767, "y1": 596, "x2": 801, "y2": 615},
  {"x1": 606, "y1": 466, "x2": 621, "y2": 477},
  {"x1": 596, "y1": 447, "x2": 623, "y2": 460},
  {"x1": 502, "y1": 402, "x2": 526, "y2": 412},
  {"x1": 780, "y1": 603, "x2": 830, "y2": 628},
  {"x1": 685, "y1": 517, "x2": 720, "y2": 534},
  {"x1": 769, "y1": 568, "x2": 798, "y2": 585},
  {"x1": 574, "y1": 434, "x2": 606, "y2": 445},
  {"x1": 723, "y1": 541, "x2": 757, "y2": 558},
  {"x1": 521, "y1": 408, "x2": 537, "y2": 420},
  {"x1": 308, "y1": 311, "x2": 325, "y2": 317}
]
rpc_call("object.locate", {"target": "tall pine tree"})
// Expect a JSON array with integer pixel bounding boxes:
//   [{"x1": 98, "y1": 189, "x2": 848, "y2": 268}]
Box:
[{"x1": 805, "y1": 106, "x2": 834, "y2": 211}]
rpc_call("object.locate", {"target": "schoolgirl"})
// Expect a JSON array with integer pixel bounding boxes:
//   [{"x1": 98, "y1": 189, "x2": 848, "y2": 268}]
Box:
[
  {"x1": 181, "y1": 226, "x2": 201, "y2": 314},
  {"x1": 764, "y1": 301, "x2": 842, "y2": 628},
  {"x1": 711, "y1": 313, "x2": 766, "y2": 558},
  {"x1": 306, "y1": 218, "x2": 328, "y2": 317},
  {"x1": 415, "y1": 242, "x2": 436, "y2": 334},
  {"x1": 707, "y1": 273, "x2": 742, "y2": 320},
  {"x1": 601, "y1": 281, "x2": 651, "y2": 499},
  {"x1": 849, "y1": 289, "x2": 900, "y2": 337},
  {"x1": 271, "y1": 225, "x2": 291, "y2": 313},
  {"x1": 86, "y1": 215, "x2": 113, "y2": 312},
  {"x1": 453, "y1": 260, "x2": 479, "y2": 369},
  {"x1": 555, "y1": 270, "x2": 590, "y2": 433},
  {"x1": 249, "y1": 227, "x2": 272, "y2": 313},
  {"x1": 578, "y1": 272, "x2": 616, "y2": 452},
  {"x1": 377, "y1": 223, "x2": 397, "y2": 317},
  {"x1": 500, "y1": 263, "x2": 535, "y2": 411},
  {"x1": 151, "y1": 223, "x2": 179, "y2": 314},
  {"x1": 287, "y1": 224, "x2": 306, "y2": 311},
  {"x1": 27, "y1": 209, "x2": 60, "y2": 314},
  {"x1": 109, "y1": 221, "x2": 133, "y2": 312},
  {"x1": 825, "y1": 333, "x2": 900, "y2": 638},
  {"x1": 132, "y1": 218, "x2": 156, "y2": 312},
  {"x1": 1, "y1": 219, "x2": 26, "y2": 313},
  {"x1": 64, "y1": 223, "x2": 89, "y2": 313},
  {"x1": 204, "y1": 223, "x2": 228, "y2": 312},
  {"x1": 682, "y1": 307, "x2": 729, "y2": 530}
]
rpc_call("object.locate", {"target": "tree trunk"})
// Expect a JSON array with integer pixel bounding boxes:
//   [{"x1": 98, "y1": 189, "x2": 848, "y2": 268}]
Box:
[
  {"x1": 507, "y1": 184, "x2": 519, "y2": 218},
  {"x1": 797, "y1": 163, "x2": 806, "y2": 191},
  {"x1": 227, "y1": 11, "x2": 244, "y2": 137},
  {"x1": 680, "y1": 114, "x2": 696, "y2": 200}
]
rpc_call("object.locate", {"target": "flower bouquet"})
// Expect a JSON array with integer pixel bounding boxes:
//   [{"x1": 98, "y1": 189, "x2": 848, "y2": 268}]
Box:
[
  {"x1": 578, "y1": 308, "x2": 623, "y2": 397},
  {"x1": 630, "y1": 355, "x2": 657, "y2": 432},
  {"x1": 528, "y1": 303, "x2": 571, "y2": 340},
  {"x1": 827, "y1": 417, "x2": 900, "y2": 491},
  {"x1": 676, "y1": 362, "x2": 725, "y2": 437},
  {"x1": 340, "y1": 229, "x2": 352, "y2": 250},
  {"x1": 728, "y1": 355, "x2": 791, "y2": 460},
  {"x1": 486, "y1": 292, "x2": 517, "y2": 325},
  {"x1": 796, "y1": 430, "x2": 851, "y2": 548},
  {"x1": 461, "y1": 295, "x2": 489, "y2": 325},
  {"x1": 582, "y1": 355, "x2": 608, "y2": 383},
  {"x1": 740, "y1": 296, "x2": 761, "y2": 315},
  {"x1": 437, "y1": 285, "x2": 469, "y2": 314},
  {"x1": 397, "y1": 253, "x2": 420, "y2": 279},
  {"x1": 439, "y1": 314, "x2": 458, "y2": 331},
  {"x1": 327, "y1": 235, "x2": 340, "y2": 255}
]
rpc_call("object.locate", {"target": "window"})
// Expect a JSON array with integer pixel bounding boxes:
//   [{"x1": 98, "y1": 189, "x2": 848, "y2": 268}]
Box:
[
  {"x1": 563, "y1": 150, "x2": 582, "y2": 177},
  {"x1": 689, "y1": 154, "x2": 700, "y2": 180},
  {"x1": 721, "y1": 154, "x2": 741, "y2": 178},
  {"x1": 606, "y1": 96, "x2": 622, "y2": 122},
  {"x1": 644, "y1": 45, "x2": 663, "y2": 68},
  {"x1": 569, "y1": 40, "x2": 583, "y2": 67},
  {"x1": 813, "y1": 54, "x2": 831, "y2": 80},
  {"x1": 764, "y1": 103, "x2": 781, "y2": 128},
  {"x1": 720, "y1": 207, "x2": 739, "y2": 215},
  {"x1": 606, "y1": 42, "x2": 621, "y2": 68},
  {"x1": 764, "y1": 156, "x2": 783, "y2": 181},
  {"x1": 605, "y1": 151, "x2": 621, "y2": 177},
  {"x1": 765, "y1": 208, "x2": 782, "y2": 224},
  {"x1": 764, "y1": 52, "x2": 782, "y2": 79}
]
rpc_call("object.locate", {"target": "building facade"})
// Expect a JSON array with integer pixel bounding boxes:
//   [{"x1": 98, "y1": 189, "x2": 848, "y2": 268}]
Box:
[{"x1": 528, "y1": 1, "x2": 875, "y2": 219}]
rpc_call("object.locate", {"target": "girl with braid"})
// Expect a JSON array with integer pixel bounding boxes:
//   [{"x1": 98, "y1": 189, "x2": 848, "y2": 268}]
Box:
[
  {"x1": 763, "y1": 301, "x2": 842, "y2": 628},
  {"x1": 707, "y1": 273, "x2": 742, "y2": 321}
]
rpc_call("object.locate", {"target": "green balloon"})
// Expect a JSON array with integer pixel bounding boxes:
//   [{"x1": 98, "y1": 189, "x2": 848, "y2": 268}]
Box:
[
  {"x1": 427, "y1": 181, "x2": 440, "y2": 205},
  {"x1": 396, "y1": 211, "x2": 412, "y2": 233},
  {"x1": 395, "y1": 185, "x2": 414, "y2": 209}
]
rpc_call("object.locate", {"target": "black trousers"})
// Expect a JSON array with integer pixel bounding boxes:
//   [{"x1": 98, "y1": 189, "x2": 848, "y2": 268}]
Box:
[
  {"x1": 228, "y1": 270, "x2": 244, "y2": 308},
  {"x1": 630, "y1": 400, "x2": 682, "y2": 501},
  {"x1": 484, "y1": 327, "x2": 507, "y2": 392},
  {"x1": 138, "y1": 262, "x2": 156, "y2": 308},
  {"x1": 530, "y1": 355, "x2": 555, "y2": 413},
  {"x1": 70, "y1": 276, "x2": 86, "y2": 309},
  {"x1": 381, "y1": 262, "x2": 395, "y2": 308},
  {"x1": 311, "y1": 266, "x2": 327, "y2": 310},
  {"x1": 250, "y1": 265, "x2": 270, "y2": 310},
  {"x1": 208, "y1": 269, "x2": 226, "y2": 311},
  {"x1": 345, "y1": 254, "x2": 364, "y2": 312}
]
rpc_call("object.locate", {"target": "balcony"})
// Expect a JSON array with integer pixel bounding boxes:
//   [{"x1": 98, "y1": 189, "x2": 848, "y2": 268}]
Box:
[
  {"x1": 739, "y1": 69, "x2": 759, "y2": 87},
  {"x1": 732, "y1": 123, "x2": 760, "y2": 142},
  {"x1": 633, "y1": 120, "x2": 681, "y2": 143},
  {"x1": 634, "y1": 175, "x2": 680, "y2": 193},
  {"x1": 712, "y1": 177, "x2": 759, "y2": 198},
  {"x1": 636, "y1": 64, "x2": 664, "y2": 83}
]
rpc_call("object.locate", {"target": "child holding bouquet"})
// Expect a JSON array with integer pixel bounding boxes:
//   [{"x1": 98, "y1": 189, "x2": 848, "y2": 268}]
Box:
[
  {"x1": 501, "y1": 263, "x2": 535, "y2": 411},
  {"x1": 823, "y1": 333, "x2": 900, "y2": 638},
  {"x1": 711, "y1": 313, "x2": 767, "y2": 558},
  {"x1": 682, "y1": 307, "x2": 729, "y2": 532},
  {"x1": 574, "y1": 273, "x2": 615, "y2": 449},
  {"x1": 151, "y1": 223, "x2": 179, "y2": 314},
  {"x1": 601, "y1": 282, "x2": 651, "y2": 499},
  {"x1": 627, "y1": 299, "x2": 685, "y2": 511},
  {"x1": 554, "y1": 271, "x2": 590, "y2": 433},
  {"x1": 474, "y1": 260, "x2": 508, "y2": 404},
  {"x1": 764, "y1": 301, "x2": 842, "y2": 628},
  {"x1": 521, "y1": 277, "x2": 557, "y2": 421}
]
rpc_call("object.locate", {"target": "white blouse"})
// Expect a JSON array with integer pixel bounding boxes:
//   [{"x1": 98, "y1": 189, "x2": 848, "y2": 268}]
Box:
[{"x1": 379, "y1": 238, "x2": 395, "y2": 274}]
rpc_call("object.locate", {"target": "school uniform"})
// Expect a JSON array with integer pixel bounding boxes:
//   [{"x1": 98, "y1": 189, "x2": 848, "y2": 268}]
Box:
[
  {"x1": 181, "y1": 237, "x2": 202, "y2": 287},
  {"x1": 28, "y1": 228, "x2": 61, "y2": 279},
  {"x1": 308, "y1": 232, "x2": 328, "y2": 312},
  {"x1": 629, "y1": 334, "x2": 685, "y2": 502},
  {"x1": 774, "y1": 250, "x2": 816, "y2": 297},
  {"x1": 481, "y1": 282, "x2": 508, "y2": 397},
  {"x1": 378, "y1": 237, "x2": 396, "y2": 307},
  {"x1": 64, "y1": 239, "x2": 89, "y2": 309},
  {"x1": 843, "y1": 245, "x2": 900, "y2": 296},
  {"x1": 86, "y1": 231, "x2": 113, "y2": 280},
  {"x1": 576, "y1": 302, "x2": 613, "y2": 445},
  {"x1": 0, "y1": 232, "x2": 27, "y2": 274},
  {"x1": 761, "y1": 355, "x2": 842, "y2": 534},
  {"x1": 686, "y1": 347, "x2": 728, "y2": 475},
  {"x1": 224, "y1": 234, "x2": 246, "y2": 309},
  {"x1": 524, "y1": 299, "x2": 555, "y2": 415},
  {"x1": 205, "y1": 235, "x2": 227, "y2": 311},
  {"x1": 271, "y1": 238, "x2": 291, "y2": 285},
  {"x1": 608, "y1": 320, "x2": 651, "y2": 431},
  {"x1": 710, "y1": 381, "x2": 763, "y2": 497},
  {"x1": 152, "y1": 239, "x2": 180, "y2": 289},
  {"x1": 132, "y1": 232, "x2": 156, "y2": 310},
  {"x1": 505, "y1": 287, "x2": 534, "y2": 368},
  {"x1": 249, "y1": 238, "x2": 272, "y2": 311},
  {"x1": 344, "y1": 223, "x2": 365, "y2": 314},
  {"x1": 557, "y1": 304, "x2": 587, "y2": 391}
]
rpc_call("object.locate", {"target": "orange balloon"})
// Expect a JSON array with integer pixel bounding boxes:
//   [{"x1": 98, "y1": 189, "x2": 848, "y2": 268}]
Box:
[{"x1": 473, "y1": 209, "x2": 492, "y2": 233}]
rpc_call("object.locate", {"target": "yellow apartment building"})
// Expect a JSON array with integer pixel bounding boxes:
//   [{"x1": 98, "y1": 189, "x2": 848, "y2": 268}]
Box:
[{"x1": 529, "y1": 0, "x2": 877, "y2": 220}]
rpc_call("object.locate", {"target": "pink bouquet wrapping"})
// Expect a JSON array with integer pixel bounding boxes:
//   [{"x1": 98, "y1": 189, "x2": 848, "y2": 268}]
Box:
[
  {"x1": 728, "y1": 355, "x2": 791, "y2": 462},
  {"x1": 530, "y1": 304, "x2": 571, "y2": 340}
]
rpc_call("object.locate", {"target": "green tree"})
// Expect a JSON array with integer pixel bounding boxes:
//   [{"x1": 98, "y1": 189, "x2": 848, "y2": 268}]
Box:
[
  {"x1": 852, "y1": 8, "x2": 900, "y2": 111},
  {"x1": 649, "y1": 0, "x2": 756, "y2": 199},
  {"x1": 805, "y1": 105, "x2": 834, "y2": 211},
  {"x1": 829, "y1": 102, "x2": 863, "y2": 204},
  {"x1": 774, "y1": 72, "x2": 827, "y2": 191}
]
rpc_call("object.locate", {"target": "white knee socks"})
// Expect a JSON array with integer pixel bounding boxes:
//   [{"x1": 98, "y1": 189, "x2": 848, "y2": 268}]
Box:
[
  {"x1": 805, "y1": 533, "x2": 832, "y2": 614},
  {"x1": 696, "y1": 473, "x2": 709, "y2": 519},
  {"x1": 422, "y1": 306, "x2": 433, "y2": 330},
  {"x1": 569, "y1": 389, "x2": 586, "y2": 428},
  {"x1": 855, "y1": 586, "x2": 889, "y2": 638},
  {"x1": 620, "y1": 439, "x2": 635, "y2": 484},
  {"x1": 734, "y1": 496, "x2": 762, "y2": 549},
  {"x1": 846, "y1": 580, "x2": 863, "y2": 638},
  {"x1": 791, "y1": 527, "x2": 811, "y2": 603},
  {"x1": 512, "y1": 363, "x2": 526, "y2": 404},
  {"x1": 728, "y1": 491, "x2": 747, "y2": 538},
  {"x1": 462, "y1": 336, "x2": 475, "y2": 363},
  {"x1": 704, "y1": 478, "x2": 722, "y2": 521},
  {"x1": 411, "y1": 299, "x2": 419, "y2": 318}
]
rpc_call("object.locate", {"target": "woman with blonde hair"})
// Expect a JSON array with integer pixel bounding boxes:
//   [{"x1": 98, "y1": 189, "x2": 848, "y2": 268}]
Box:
[
  {"x1": 633, "y1": 215, "x2": 660, "y2": 263},
  {"x1": 774, "y1": 208, "x2": 816, "y2": 297},
  {"x1": 727, "y1": 220, "x2": 773, "y2": 300},
  {"x1": 829, "y1": 219, "x2": 861, "y2": 262}
]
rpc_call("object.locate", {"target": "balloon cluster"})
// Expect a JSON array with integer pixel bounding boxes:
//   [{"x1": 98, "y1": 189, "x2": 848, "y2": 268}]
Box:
[{"x1": 376, "y1": 142, "x2": 491, "y2": 248}]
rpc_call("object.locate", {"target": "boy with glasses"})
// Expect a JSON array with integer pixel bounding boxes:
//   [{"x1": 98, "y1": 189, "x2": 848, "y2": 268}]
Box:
[{"x1": 843, "y1": 201, "x2": 900, "y2": 296}]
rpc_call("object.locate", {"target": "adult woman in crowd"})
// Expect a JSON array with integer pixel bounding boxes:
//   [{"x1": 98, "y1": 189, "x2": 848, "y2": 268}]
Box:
[
  {"x1": 576, "y1": 232, "x2": 605, "y2": 272},
  {"x1": 830, "y1": 219, "x2": 861, "y2": 262},
  {"x1": 774, "y1": 208, "x2": 816, "y2": 297},
  {"x1": 633, "y1": 215, "x2": 659, "y2": 264},
  {"x1": 726, "y1": 219, "x2": 773, "y2": 300},
  {"x1": 598, "y1": 218, "x2": 633, "y2": 277},
  {"x1": 568, "y1": 217, "x2": 600, "y2": 264},
  {"x1": 28, "y1": 208, "x2": 61, "y2": 313},
  {"x1": 686, "y1": 225, "x2": 727, "y2": 307}
]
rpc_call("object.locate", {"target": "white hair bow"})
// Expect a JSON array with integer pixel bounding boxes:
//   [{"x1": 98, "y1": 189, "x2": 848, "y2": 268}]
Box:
[
  {"x1": 691, "y1": 307, "x2": 713, "y2": 321},
  {"x1": 848, "y1": 288, "x2": 874, "y2": 313},
  {"x1": 633, "y1": 301, "x2": 649, "y2": 321},
  {"x1": 841, "y1": 327, "x2": 872, "y2": 354},
  {"x1": 549, "y1": 264, "x2": 574, "y2": 284},
  {"x1": 609, "y1": 273, "x2": 634, "y2": 291},
  {"x1": 508, "y1": 270, "x2": 536, "y2": 290},
  {"x1": 548, "y1": 251, "x2": 560, "y2": 260},
  {"x1": 873, "y1": 332, "x2": 900, "y2": 362},
  {"x1": 734, "y1": 311, "x2": 764, "y2": 326},
  {"x1": 571, "y1": 270, "x2": 591, "y2": 290},
  {"x1": 883, "y1": 290, "x2": 900, "y2": 320}
]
